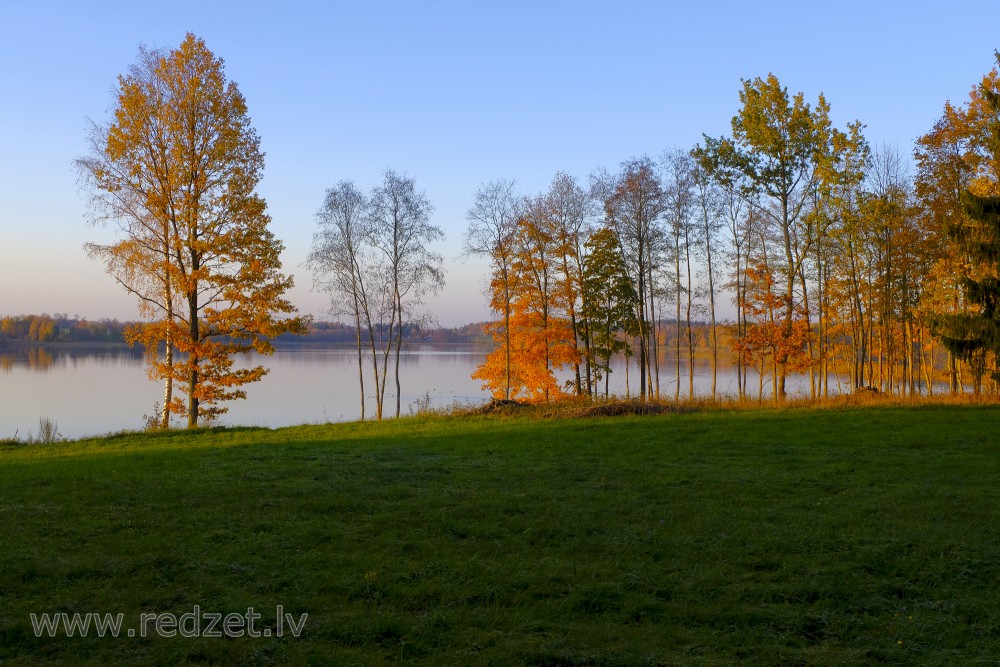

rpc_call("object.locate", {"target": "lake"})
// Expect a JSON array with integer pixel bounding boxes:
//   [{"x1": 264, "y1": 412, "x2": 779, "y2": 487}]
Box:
[
  {"x1": 1, "y1": 344, "x2": 492, "y2": 439},
  {"x1": 1, "y1": 343, "x2": 841, "y2": 439}
]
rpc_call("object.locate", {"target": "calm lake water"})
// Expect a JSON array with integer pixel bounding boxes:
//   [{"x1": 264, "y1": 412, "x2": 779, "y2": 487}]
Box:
[{"x1": 1, "y1": 343, "x2": 831, "y2": 439}]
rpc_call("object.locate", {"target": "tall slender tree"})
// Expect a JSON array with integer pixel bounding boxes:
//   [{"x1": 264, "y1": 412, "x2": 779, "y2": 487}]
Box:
[
  {"x1": 307, "y1": 181, "x2": 372, "y2": 419},
  {"x1": 692, "y1": 160, "x2": 723, "y2": 399},
  {"x1": 581, "y1": 226, "x2": 639, "y2": 396},
  {"x1": 546, "y1": 172, "x2": 593, "y2": 396},
  {"x1": 368, "y1": 170, "x2": 444, "y2": 418},
  {"x1": 931, "y1": 56, "x2": 1000, "y2": 389},
  {"x1": 599, "y1": 158, "x2": 666, "y2": 400},
  {"x1": 465, "y1": 180, "x2": 521, "y2": 400}
]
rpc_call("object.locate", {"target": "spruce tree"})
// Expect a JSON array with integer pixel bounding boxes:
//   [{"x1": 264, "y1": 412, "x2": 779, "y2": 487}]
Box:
[{"x1": 934, "y1": 58, "x2": 1000, "y2": 388}]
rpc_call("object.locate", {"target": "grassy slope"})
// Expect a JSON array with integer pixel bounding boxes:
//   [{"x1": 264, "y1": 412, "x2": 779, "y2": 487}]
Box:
[{"x1": 1, "y1": 406, "x2": 999, "y2": 665}]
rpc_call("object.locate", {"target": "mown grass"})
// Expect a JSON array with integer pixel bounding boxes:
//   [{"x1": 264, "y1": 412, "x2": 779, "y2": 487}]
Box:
[{"x1": 1, "y1": 406, "x2": 1000, "y2": 665}]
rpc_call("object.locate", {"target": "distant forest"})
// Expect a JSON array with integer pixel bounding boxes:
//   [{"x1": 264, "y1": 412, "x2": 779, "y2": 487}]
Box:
[
  {"x1": 1, "y1": 313, "x2": 740, "y2": 352},
  {"x1": 0, "y1": 314, "x2": 492, "y2": 346}
]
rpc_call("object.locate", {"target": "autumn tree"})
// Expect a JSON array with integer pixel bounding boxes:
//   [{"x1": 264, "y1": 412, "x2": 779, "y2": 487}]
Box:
[
  {"x1": 472, "y1": 193, "x2": 579, "y2": 402},
  {"x1": 805, "y1": 121, "x2": 871, "y2": 395},
  {"x1": 79, "y1": 33, "x2": 302, "y2": 427},
  {"x1": 465, "y1": 180, "x2": 521, "y2": 399},
  {"x1": 929, "y1": 55, "x2": 1000, "y2": 391},
  {"x1": 697, "y1": 74, "x2": 861, "y2": 399},
  {"x1": 0, "y1": 315, "x2": 59, "y2": 342}
]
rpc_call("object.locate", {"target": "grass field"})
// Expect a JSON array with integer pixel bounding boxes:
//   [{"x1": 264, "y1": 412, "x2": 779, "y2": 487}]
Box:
[{"x1": 2, "y1": 405, "x2": 1000, "y2": 665}]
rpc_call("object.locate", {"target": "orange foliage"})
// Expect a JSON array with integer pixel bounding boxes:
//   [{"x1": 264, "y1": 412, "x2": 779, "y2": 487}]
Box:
[
  {"x1": 733, "y1": 263, "x2": 812, "y2": 385},
  {"x1": 81, "y1": 34, "x2": 303, "y2": 427},
  {"x1": 473, "y1": 207, "x2": 580, "y2": 402}
]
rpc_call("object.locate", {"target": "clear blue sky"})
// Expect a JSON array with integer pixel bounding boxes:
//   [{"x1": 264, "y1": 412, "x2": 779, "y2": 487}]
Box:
[{"x1": 2, "y1": 1, "x2": 998, "y2": 326}]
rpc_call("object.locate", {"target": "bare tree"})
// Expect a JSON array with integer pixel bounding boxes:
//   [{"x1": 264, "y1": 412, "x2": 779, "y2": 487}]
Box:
[
  {"x1": 307, "y1": 181, "x2": 372, "y2": 419},
  {"x1": 369, "y1": 169, "x2": 444, "y2": 418},
  {"x1": 663, "y1": 150, "x2": 696, "y2": 399},
  {"x1": 308, "y1": 171, "x2": 443, "y2": 421},
  {"x1": 725, "y1": 183, "x2": 758, "y2": 399},
  {"x1": 599, "y1": 157, "x2": 667, "y2": 401},
  {"x1": 692, "y1": 160, "x2": 724, "y2": 399},
  {"x1": 546, "y1": 172, "x2": 594, "y2": 395}
]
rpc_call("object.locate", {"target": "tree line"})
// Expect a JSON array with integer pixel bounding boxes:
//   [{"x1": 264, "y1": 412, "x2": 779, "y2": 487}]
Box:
[
  {"x1": 457, "y1": 57, "x2": 1000, "y2": 403},
  {"x1": 0, "y1": 315, "x2": 486, "y2": 347},
  {"x1": 0, "y1": 315, "x2": 128, "y2": 343},
  {"x1": 80, "y1": 33, "x2": 1000, "y2": 426}
]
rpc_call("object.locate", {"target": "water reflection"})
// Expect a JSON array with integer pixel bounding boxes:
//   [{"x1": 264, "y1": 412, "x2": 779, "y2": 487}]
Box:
[
  {"x1": 0, "y1": 344, "x2": 142, "y2": 373},
  {"x1": 0, "y1": 343, "x2": 862, "y2": 440},
  {"x1": 0, "y1": 344, "x2": 496, "y2": 439}
]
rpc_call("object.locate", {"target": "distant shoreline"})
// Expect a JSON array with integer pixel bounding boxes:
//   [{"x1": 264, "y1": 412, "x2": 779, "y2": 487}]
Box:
[
  {"x1": 0, "y1": 339, "x2": 132, "y2": 350},
  {"x1": 0, "y1": 339, "x2": 493, "y2": 351}
]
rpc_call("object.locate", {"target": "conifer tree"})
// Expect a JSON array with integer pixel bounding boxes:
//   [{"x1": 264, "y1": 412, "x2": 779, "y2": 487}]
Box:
[
  {"x1": 932, "y1": 54, "x2": 1000, "y2": 391},
  {"x1": 580, "y1": 226, "x2": 639, "y2": 396}
]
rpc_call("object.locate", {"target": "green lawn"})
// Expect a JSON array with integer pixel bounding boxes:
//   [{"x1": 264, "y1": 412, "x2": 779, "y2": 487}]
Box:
[{"x1": 2, "y1": 406, "x2": 999, "y2": 665}]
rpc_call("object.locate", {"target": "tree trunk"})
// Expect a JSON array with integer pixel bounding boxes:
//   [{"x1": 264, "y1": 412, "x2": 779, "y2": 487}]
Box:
[
  {"x1": 675, "y1": 230, "x2": 682, "y2": 401},
  {"x1": 704, "y1": 218, "x2": 717, "y2": 400},
  {"x1": 624, "y1": 346, "x2": 630, "y2": 398},
  {"x1": 368, "y1": 321, "x2": 383, "y2": 420},
  {"x1": 647, "y1": 252, "x2": 660, "y2": 399},
  {"x1": 355, "y1": 306, "x2": 365, "y2": 420},
  {"x1": 394, "y1": 296, "x2": 403, "y2": 419},
  {"x1": 161, "y1": 281, "x2": 173, "y2": 429},
  {"x1": 735, "y1": 248, "x2": 744, "y2": 399},
  {"x1": 504, "y1": 274, "x2": 512, "y2": 401},
  {"x1": 778, "y1": 194, "x2": 794, "y2": 401},
  {"x1": 919, "y1": 321, "x2": 932, "y2": 396},
  {"x1": 797, "y1": 266, "x2": 815, "y2": 399},
  {"x1": 161, "y1": 339, "x2": 173, "y2": 429},
  {"x1": 949, "y1": 351, "x2": 959, "y2": 395},
  {"x1": 187, "y1": 291, "x2": 199, "y2": 428},
  {"x1": 684, "y1": 227, "x2": 694, "y2": 399},
  {"x1": 637, "y1": 253, "x2": 648, "y2": 401},
  {"x1": 576, "y1": 252, "x2": 593, "y2": 397}
]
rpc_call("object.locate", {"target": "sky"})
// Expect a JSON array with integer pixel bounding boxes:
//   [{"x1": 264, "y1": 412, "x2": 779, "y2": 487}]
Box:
[{"x1": 2, "y1": 1, "x2": 999, "y2": 327}]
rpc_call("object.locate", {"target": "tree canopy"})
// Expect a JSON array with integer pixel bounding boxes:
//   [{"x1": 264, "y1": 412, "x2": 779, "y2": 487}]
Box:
[{"x1": 79, "y1": 33, "x2": 302, "y2": 427}]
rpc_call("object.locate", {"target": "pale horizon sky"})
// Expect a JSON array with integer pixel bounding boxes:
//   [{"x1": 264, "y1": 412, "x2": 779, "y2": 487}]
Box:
[{"x1": 2, "y1": 1, "x2": 999, "y2": 327}]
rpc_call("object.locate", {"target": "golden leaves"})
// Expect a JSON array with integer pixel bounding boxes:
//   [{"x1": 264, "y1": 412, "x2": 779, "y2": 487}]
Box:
[
  {"x1": 473, "y1": 210, "x2": 580, "y2": 403},
  {"x1": 82, "y1": 33, "x2": 301, "y2": 426}
]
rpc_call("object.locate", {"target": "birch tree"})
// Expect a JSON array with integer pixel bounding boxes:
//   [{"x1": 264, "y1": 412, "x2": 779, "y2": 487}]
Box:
[
  {"x1": 599, "y1": 158, "x2": 666, "y2": 400},
  {"x1": 368, "y1": 170, "x2": 444, "y2": 419},
  {"x1": 465, "y1": 179, "x2": 520, "y2": 399},
  {"x1": 307, "y1": 181, "x2": 372, "y2": 419},
  {"x1": 79, "y1": 33, "x2": 302, "y2": 427}
]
